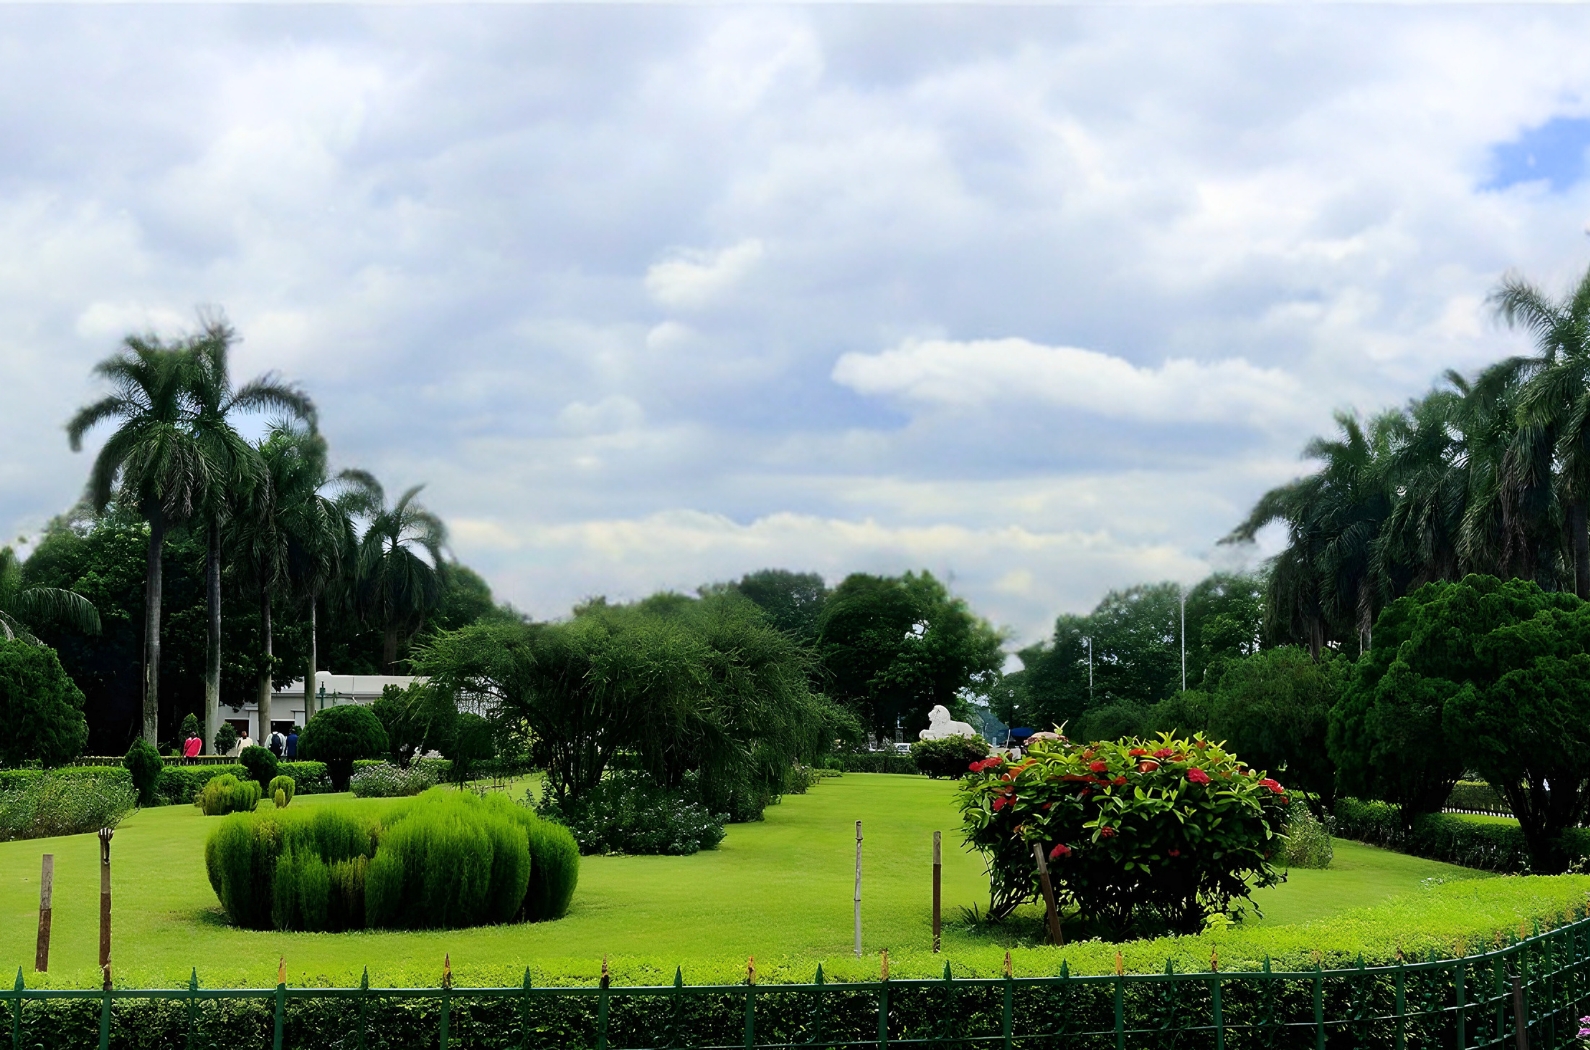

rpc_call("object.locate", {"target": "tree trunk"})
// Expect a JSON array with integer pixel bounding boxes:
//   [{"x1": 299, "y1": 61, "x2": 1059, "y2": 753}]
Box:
[
  {"x1": 383, "y1": 626, "x2": 398, "y2": 671},
  {"x1": 142, "y1": 509, "x2": 165, "y2": 746},
  {"x1": 303, "y1": 592, "x2": 318, "y2": 722},
  {"x1": 257, "y1": 585, "x2": 273, "y2": 742},
  {"x1": 204, "y1": 520, "x2": 222, "y2": 754},
  {"x1": 1572, "y1": 499, "x2": 1590, "y2": 600},
  {"x1": 1357, "y1": 576, "x2": 1374, "y2": 655}
]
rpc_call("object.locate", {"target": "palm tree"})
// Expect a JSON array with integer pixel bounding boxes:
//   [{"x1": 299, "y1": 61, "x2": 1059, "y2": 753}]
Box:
[
  {"x1": 67, "y1": 338, "x2": 214, "y2": 744},
  {"x1": 354, "y1": 481, "x2": 448, "y2": 670},
  {"x1": 1491, "y1": 264, "x2": 1590, "y2": 597},
  {"x1": 185, "y1": 319, "x2": 314, "y2": 751},
  {"x1": 0, "y1": 546, "x2": 101, "y2": 642}
]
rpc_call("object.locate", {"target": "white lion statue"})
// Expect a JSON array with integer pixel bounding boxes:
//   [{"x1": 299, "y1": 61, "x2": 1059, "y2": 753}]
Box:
[{"x1": 919, "y1": 704, "x2": 979, "y2": 741}]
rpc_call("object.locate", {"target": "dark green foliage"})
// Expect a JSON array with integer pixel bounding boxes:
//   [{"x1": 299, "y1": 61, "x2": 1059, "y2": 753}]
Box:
[
  {"x1": 1072, "y1": 701, "x2": 1150, "y2": 742},
  {"x1": 298, "y1": 704, "x2": 388, "y2": 790},
  {"x1": 179, "y1": 712, "x2": 201, "y2": 740},
  {"x1": 909, "y1": 735, "x2": 989, "y2": 779},
  {"x1": 816, "y1": 571, "x2": 1005, "y2": 742},
  {"x1": 1281, "y1": 801, "x2": 1334, "y2": 869},
  {"x1": 829, "y1": 752, "x2": 918, "y2": 774},
  {"x1": 365, "y1": 790, "x2": 532, "y2": 929},
  {"x1": 238, "y1": 744, "x2": 278, "y2": 788},
  {"x1": 0, "y1": 765, "x2": 130, "y2": 792},
  {"x1": 0, "y1": 637, "x2": 89, "y2": 766},
  {"x1": 1447, "y1": 781, "x2": 1511, "y2": 815},
  {"x1": 206, "y1": 805, "x2": 377, "y2": 929},
  {"x1": 1334, "y1": 575, "x2": 1590, "y2": 871},
  {"x1": 725, "y1": 568, "x2": 829, "y2": 641},
  {"x1": 522, "y1": 815, "x2": 580, "y2": 921},
  {"x1": 1201, "y1": 646, "x2": 1343, "y2": 808},
  {"x1": 0, "y1": 772, "x2": 136, "y2": 841},
  {"x1": 1332, "y1": 797, "x2": 1590, "y2": 873},
  {"x1": 371, "y1": 681, "x2": 457, "y2": 766},
  {"x1": 123, "y1": 736, "x2": 163, "y2": 805},
  {"x1": 269, "y1": 775, "x2": 295, "y2": 807},
  {"x1": 197, "y1": 774, "x2": 261, "y2": 816},
  {"x1": 537, "y1": 771, "x2": 726, "y2": 856},
  {"x1": 445, "y1": 711, "x2": 495, "y2": 782},
  {"x1": 212, "y1": 721, "x2": 238, "y2": 756}
]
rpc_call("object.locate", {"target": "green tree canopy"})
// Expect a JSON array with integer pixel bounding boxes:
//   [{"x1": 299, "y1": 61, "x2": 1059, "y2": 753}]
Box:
[
  {"x1": 0, "y1": 637, "x2": 89, "y2": 766},
  {"x1": 298, "y1": 703, "x2": 388, "y2": 791}
]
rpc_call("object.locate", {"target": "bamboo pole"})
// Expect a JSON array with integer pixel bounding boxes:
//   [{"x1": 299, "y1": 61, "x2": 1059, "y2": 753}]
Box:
[
  {"x1": 97, "y1": 828, "x2": 113, "y2": 974},
  {"x1": 1031, "y1": 842, "x2": 1063, "y2": 946},
  {"x1": 932, "y1": 832, "x2": 942, "y2": 953},
  {"x1": 853, "y1": 821, "x2": 863, "y2": 958},
  {"x1": 35, "y1": 854, "x2": 53, "y2": 972}
]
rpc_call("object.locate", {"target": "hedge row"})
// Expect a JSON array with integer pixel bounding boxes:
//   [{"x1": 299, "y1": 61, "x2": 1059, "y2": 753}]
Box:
[
  {"x1": 827, "y1": 752, "x2": 920, "y2": 775},
  {"x1": 1445, "y1": 780, "x2": 1512, "y2": 816},
  {"x1": 1332, "y1": 797, "x2": 1590, "y2": 873}
]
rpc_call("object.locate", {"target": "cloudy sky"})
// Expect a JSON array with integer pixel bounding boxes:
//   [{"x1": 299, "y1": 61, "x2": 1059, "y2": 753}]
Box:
[{"x1": 3, "y1": 3, "x2": 1590, "y2": 647}]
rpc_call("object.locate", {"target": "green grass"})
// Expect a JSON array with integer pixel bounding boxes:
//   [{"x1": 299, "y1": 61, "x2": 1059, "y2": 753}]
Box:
[{"x1": 3, "y1": 774, "x2": 1586, "y2": 988}]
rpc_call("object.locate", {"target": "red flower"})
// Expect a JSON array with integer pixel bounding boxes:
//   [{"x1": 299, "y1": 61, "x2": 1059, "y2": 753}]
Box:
[
  {"x1": 968, "y1": 760, "x2": 986, "y2": 772},
  {"x1": 1139, "y1": 761, "x2": 1159, "y2": 773},
  {"x1": 1186, "y1": 768, "x2": 1211, "y2": 785},
  {"x1": 1113, "y1": 776, "x2": 1127, "y2": 786},
  {"x1": 1129, "y1": 748, "x2": 1148, "y2": 757},
  {"x1": 1098, "y1": 826, "x2": 1117, "y2": 838},
  {"x1": 1049, "y1": 843, "x2": 1071, "y2": 860},
  {"x1": 1041, "y1": 802, "x2": 1052, "y2": 811},
  {"x1": 1258, "y1": 778, "x2": 1285, "y2": 794},
  {"x1": 1167, "y1": 848, "x2": 1181, "y2": 857},
  {"x1": 992, "y1": 795, "x2": 1009, "y2": 811},
  {"x1": 1153, "y1": 748, "x2": 1174, "y2": 760},
  {"x1": 1089, "y1": 760, "x2": 1108, "y2": 773}
]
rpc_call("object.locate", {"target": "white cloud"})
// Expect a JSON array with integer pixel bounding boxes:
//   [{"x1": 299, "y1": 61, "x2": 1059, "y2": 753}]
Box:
[
  {"x1": 644, "y1": 239, "x2": 766, "y2": 310},
  {"x1": 832, "y1": 337, "x2": 1302, "y2": 428}
]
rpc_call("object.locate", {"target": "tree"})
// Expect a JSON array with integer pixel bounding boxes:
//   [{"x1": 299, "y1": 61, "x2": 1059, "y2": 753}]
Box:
[
  {"x1": 353, "y1": 481, "x2": 447, "y2": 669},
  {"x1": 1203, "y1": 646, "x2": 1343, "y2": 808},
  {"x1": 371, "y1": 681, "x2": 458, "y2": 766},
  {"x1": 815, "y1": 571, "x2": 1004, "y2": 742},
  {"x1": 0, "y1": 638, "x2": 89, "y2": 766},
  {"x1": 0, "y1": 545, "x2": 100, "y2": 643},
  {"x1": 67, "y1": 337, "x2": 209, "y2": 743},
  {"x1": 446, "y1": 711, "x2": 495, "y2": 782},
  {"x1": 298, "y1": 703, "x2": 388, "y2": 790},
  {"x1": 184, "y1": 320, "x2": 314, "y2": 752},
  {"x1": 728, "y1": 569, "x2": 829, "y2": 642}
]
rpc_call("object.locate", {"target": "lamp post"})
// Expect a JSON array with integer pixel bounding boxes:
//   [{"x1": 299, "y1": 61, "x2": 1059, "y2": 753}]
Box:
[
  {"x1": 1180, "y1": 587, "x2": 1187, "y2": 694},
  {"x1": 1084, "y1": 637, "x2": 1093, "y2": 704}
]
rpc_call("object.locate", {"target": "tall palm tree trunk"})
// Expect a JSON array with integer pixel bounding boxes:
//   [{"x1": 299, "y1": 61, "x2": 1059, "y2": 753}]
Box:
[
  {"x1": 257, "y1": 586, "x2": 273, "y2": 741},
  {"x1": 1572, "y1": 499, "x2": 1590, "y2": 599},
  {"x1": 303, "y1": 592, "x2": 318, "y2": 722},
  {"x1": 383, "y1": 626, "x2": 398, "y2": 671},
  {"x1": 142, "y1": 509, "x2": 165, "y2": 745},
  {"x1": 205, "y1": 520, "x2": 222, "y2": 754}
]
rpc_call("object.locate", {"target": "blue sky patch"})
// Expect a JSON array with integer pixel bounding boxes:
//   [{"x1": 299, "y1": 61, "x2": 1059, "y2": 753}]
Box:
[{"x1": 1486, "y1": 116, "x2": 1590, "y2": 192}]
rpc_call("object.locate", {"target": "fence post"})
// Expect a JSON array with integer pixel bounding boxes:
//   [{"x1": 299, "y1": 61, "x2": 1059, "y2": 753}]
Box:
[
  {"x1": 932, "y1": 832, "x2": 942, "y2": 954},
  {"x1": 1211, "y1": 971, "x2": 1224, "y2": 1050},
  {"x1": 358, "y1": 967, "x2": 369, "y2": 1050},
  {"x1": 1113, "y1": 971, "x2": 1125, "y2": 1050},
  {"x1": 519, "y1": 968, "x2": 532, "y2": 1050},
  {"x1": 598, "y1": 956, "x2": 610, "y2": 1050},
  {"x1": 11, "y1": 968, "x2": 21, "y2": 1050},
  {"x1": 1395, "y1": 961, "x2": 1407, "y2": 1050},
  {"x1": 440, "y1": 954, "x2": 452, "y2": 1050},
  {"x1": 1455, "y1": 957, "x2": 1466, "y2": 1050},
  {"x1": 1313, "y1": 966, "x2": 1324, "y2": 1050},
  {"x1": 743, "y1": 979, "x2": 755, "y2": 1050},
  {"x1": 273, "y1": 957, "x2": 286, "y2": 1050},
  {"x1": 185, "y1": 968, "x2": 197, "y2": 1050},
  {"x1": 97, "y1": 965, "x2": 111, "y2": 1050},
  {"x1": 877, "y1": 962, "x2": 889, "y2": 1050},
  {"x1": 1511, "y1": 974, "x2": 1528, "y2": 1050},
  {"x1": 34, "y1": 855, "x2": 52, "y2": 974},
  {"x1": 1001, "y1": 954, "x2": 1013, "y2": 1050}
]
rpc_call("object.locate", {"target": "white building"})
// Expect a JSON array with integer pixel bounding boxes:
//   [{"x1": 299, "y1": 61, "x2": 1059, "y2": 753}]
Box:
[{"x1": 222, "y1": 671, "x2": 421, "y2": 741}]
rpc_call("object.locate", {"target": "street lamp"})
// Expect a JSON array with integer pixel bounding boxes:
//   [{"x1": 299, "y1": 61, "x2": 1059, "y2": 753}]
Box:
[{"x1": 1084, "y1": 637, "x2": 1093, "y2": 704}]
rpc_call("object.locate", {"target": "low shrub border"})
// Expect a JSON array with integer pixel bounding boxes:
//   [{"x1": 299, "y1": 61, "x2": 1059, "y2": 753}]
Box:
[
  {"x1": 1333, "y1": 797, "x2": 1590, "y2": 873},
  {"x1": 829, "y1": 752, "x2": 919, "y2": 775},
  {"x1": 9, "y1": 893, "x2": 1590, "y2": 1050}
]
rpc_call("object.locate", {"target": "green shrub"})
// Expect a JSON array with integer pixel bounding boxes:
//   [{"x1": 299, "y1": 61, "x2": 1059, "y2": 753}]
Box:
[
  {"x1": 299, "y1": 706, "x2": 388, "y2": 791},
  {"x1": 445, "y1": 711, "x2": 496, "y2": 782},
  {"x1": 366, "y1": 790, "x2": 531, "y2": 930},
  {"x1": 205, "y1": 806, "x2": 378, "y2": 930},
  {"x1": 784, "y1": 764, "x2": 820, "y2": 794},
  {"x1": 1282, "y1": 801, "x2": 1334, "y2": 869},
  {"x1": 958, "y1": 733, "x2": 1290, "y2": 937},
  {"x1": 1330, "y1": 797, "x2": 1590, "y2": 872},
  {"x1": 212, "y1": 722, "x2": 238, "y2": 756},
  {"x1": 523, "y1": 814, "x2": 580, "y2": 921},
  {"x1": 278, "y1": 761, "x2": 331, "y2": 794},
  {"x1": 0, "y1": 637, "x2": 89, "y2": 766},
  {"x1": 239, "y1": 745, "x2": 279, "y2": 788},
  {"x1": 269, "y1": 775, "x2": 295, "y2": 807},
  {"x1": 832, "y1": 751, "x2": 918, "y2": 774},
  {"x1": 180, "y1": 713, "x2": 201, "y2": 740},
  {"x1": 909, "y1": 735, "x2": 990, "y2": 779},
  {"x1": 1447, "y1": 780, "x2": 1511, "y2": 816},
  {"x1": 537, "y1": 771, "x2": 726, "y2": 856},
  {"x1": 123, "y1": 737, "x2": 163, "y2": 806},
  {"x1": 350, "y1": 762, "x2": 438, "y2": 798},
  {"x1": 0, "y1": 765, "x2": 130, "y2": 793},
  {"x1": 197, "y1": 774, "x2": 261, "y2": 817},
  {"x1": 0, "y1": 773, "x2": 136, "y2": 841}
]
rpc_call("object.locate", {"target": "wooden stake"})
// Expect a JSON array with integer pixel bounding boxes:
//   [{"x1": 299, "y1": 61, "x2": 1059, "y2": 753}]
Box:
[
  {"x1": 35, "y1": 854, "x2": 53, "y2": 973},
  {"x1": 1031, "y1": 843, "x2": 1063, "y2": 946},
  {"x1": 747, "y1": 956, "x2": 756, "y2": 985},
  {"x1": 932, "y1": 832, "x2": 942, "y2": 953},
  {"x1": 97, "y1": 828, "x2": 113, "y2": 972},
  {"x1": 1512, "y1": 974, "x2": 1529, "y2": 1050},
  {"x1": 853, "y1": 820, "x2": 863, "y2": 958},
  {"x1": 880, "y1": 949, "x2": 889, "y2": 981}
]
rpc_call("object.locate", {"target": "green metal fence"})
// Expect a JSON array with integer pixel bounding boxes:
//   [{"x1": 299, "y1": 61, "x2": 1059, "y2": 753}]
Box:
[{"x1": 10, "y1": 915, "x2": 1590, "y2": 1050}]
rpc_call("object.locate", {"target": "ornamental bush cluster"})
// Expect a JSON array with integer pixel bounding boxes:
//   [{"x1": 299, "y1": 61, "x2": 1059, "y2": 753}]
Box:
[
  {"x1": 350, "y1": 761, "x2": 441, "y2": 798},
  {"x1": 537, "y1": 771, "x2": 726, "y2": 856},
  {"x1": 0, "y1": 772, "x2": 135, "y2": 841},
  {"x1": 957, "y1": 732, "x2": 1290, "y2": 938},
  {"x1": 205, "y1": 788, "x2": 578, "y2": 931},
  {"x1": 910, "y1": 735, "x2": 990, "y2": 779},
  {"x1": 197, "y1": 774, "x2": 261, "y2": 816}
]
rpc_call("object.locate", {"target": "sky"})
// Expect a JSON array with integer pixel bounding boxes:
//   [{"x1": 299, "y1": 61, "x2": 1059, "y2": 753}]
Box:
[{"x1": 4, "y1": 4, "x2": 1590, "y2": 649}]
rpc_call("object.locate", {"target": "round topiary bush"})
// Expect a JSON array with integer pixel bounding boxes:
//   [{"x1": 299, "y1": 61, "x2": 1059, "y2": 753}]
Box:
[
  {"x1": 910, "y1": 734, "x2": 990, "y2": 778},
  {"x1": 197, "y1": 774, "x2": 262, "y2": 816},
  {"x1": 958, "y1": 732, "x2": 1290, "y2": 938},
  {"x1": 122, "y1": 737, "x2": 163, "y2": 806},
  {"x1": 268, "y1": 775, "x2": 295, "y2": 808},
  {"x1": 204, "y1": 788, "x2": 578, "y2": 931},
  {"x1": 239, "y1": 745, "x2": 279, "y2": 789},
  {"x1": 298, "y1": 706, "x2": 389, "y2": 791}
]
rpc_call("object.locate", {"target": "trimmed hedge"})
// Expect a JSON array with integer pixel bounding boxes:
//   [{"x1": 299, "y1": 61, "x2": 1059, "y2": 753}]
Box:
[
  {"x1": 910, "y1": 735, "x2": 989, "y2": 779},
  {"x1": 829, "y1": 752, "x2": 919, "y2": 775},
  {"x1": 197, "y1": 775, "x2": 261, "y2": 817},
  {"x1": 0, "y1": 772, "x2": 136, "y2": 841},
  {"x1": 205, "y1": 788, "x2": 578, "y2": 931},
  {"x1": 1333, "y1": 797, "x2": 1590, "y2": 873},
  {"x1": 0, "y1": 766, "x2": 131, "y2": 793}
]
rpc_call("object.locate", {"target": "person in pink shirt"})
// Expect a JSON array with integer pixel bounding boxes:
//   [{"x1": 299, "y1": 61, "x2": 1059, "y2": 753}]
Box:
[{"x1": 183, "y1": 733, "x2": 202, "y2": 762}]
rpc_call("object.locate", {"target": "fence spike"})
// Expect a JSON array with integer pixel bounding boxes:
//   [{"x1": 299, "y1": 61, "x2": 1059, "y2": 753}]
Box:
[
  {"x1": 746, "y1": 956, "x2": 756, "y2": 986},
  {"x1": 1262, "y1": 956, "x2": 1271, "y2": 974},
  {"x1": 943, "y1": 961, "x2": 952, "y2": 982},
  {"x1": 522, "y1": 967, "x2": 531, "y2": 991},
  {"x1": 189, "y1": 968, "x2": 197, "y2": 992},
  {"x1": 1059, "y1": 960, "x2": 1069, "y2": 979},
  {"x1": 1115, "y1": 952, "x2": 1124, "y2": 977},
  {"x1": 1210, "y1": 949, "x2": 1218, "y2": 973},
  {"x1": 674, "y1": 967, "x2": 683, "y2": 989},
  {"x1": 361, "y1": 967, "x2": 369, "y2": 992},
  {"x1": 13, "y1": 967, "x2": 21, "y2": 992},
  {"x1": 815, "y1": 963, "x2": 824, "y2": 986},
  {"x1": 1164, "y1": 959, "x2": 1173, "y2": 975}
]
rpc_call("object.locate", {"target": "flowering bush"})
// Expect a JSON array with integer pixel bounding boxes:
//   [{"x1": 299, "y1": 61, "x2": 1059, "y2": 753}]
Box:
[
  {"x1": 957, "y1": 732, "x2": 1290, "y2": 937},
  {"x1": 537, "y1": 771, "x2": 726, "y2": 856}
]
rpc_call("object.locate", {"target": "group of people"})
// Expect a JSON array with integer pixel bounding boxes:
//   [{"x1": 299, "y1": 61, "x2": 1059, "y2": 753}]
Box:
[{"x1": 179, "y1": 724, "x2": 300, "y2": 761}]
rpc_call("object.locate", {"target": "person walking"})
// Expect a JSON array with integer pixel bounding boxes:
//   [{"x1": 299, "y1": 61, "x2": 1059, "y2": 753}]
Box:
[{"x1": 285, "y1": 727, "x2": 299, "y2": 760}]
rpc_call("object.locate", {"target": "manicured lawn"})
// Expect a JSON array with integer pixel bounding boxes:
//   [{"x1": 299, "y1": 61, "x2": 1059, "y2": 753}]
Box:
[{"x1": 1, "y1": 773, "x2": 1581, "y2": 988}]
